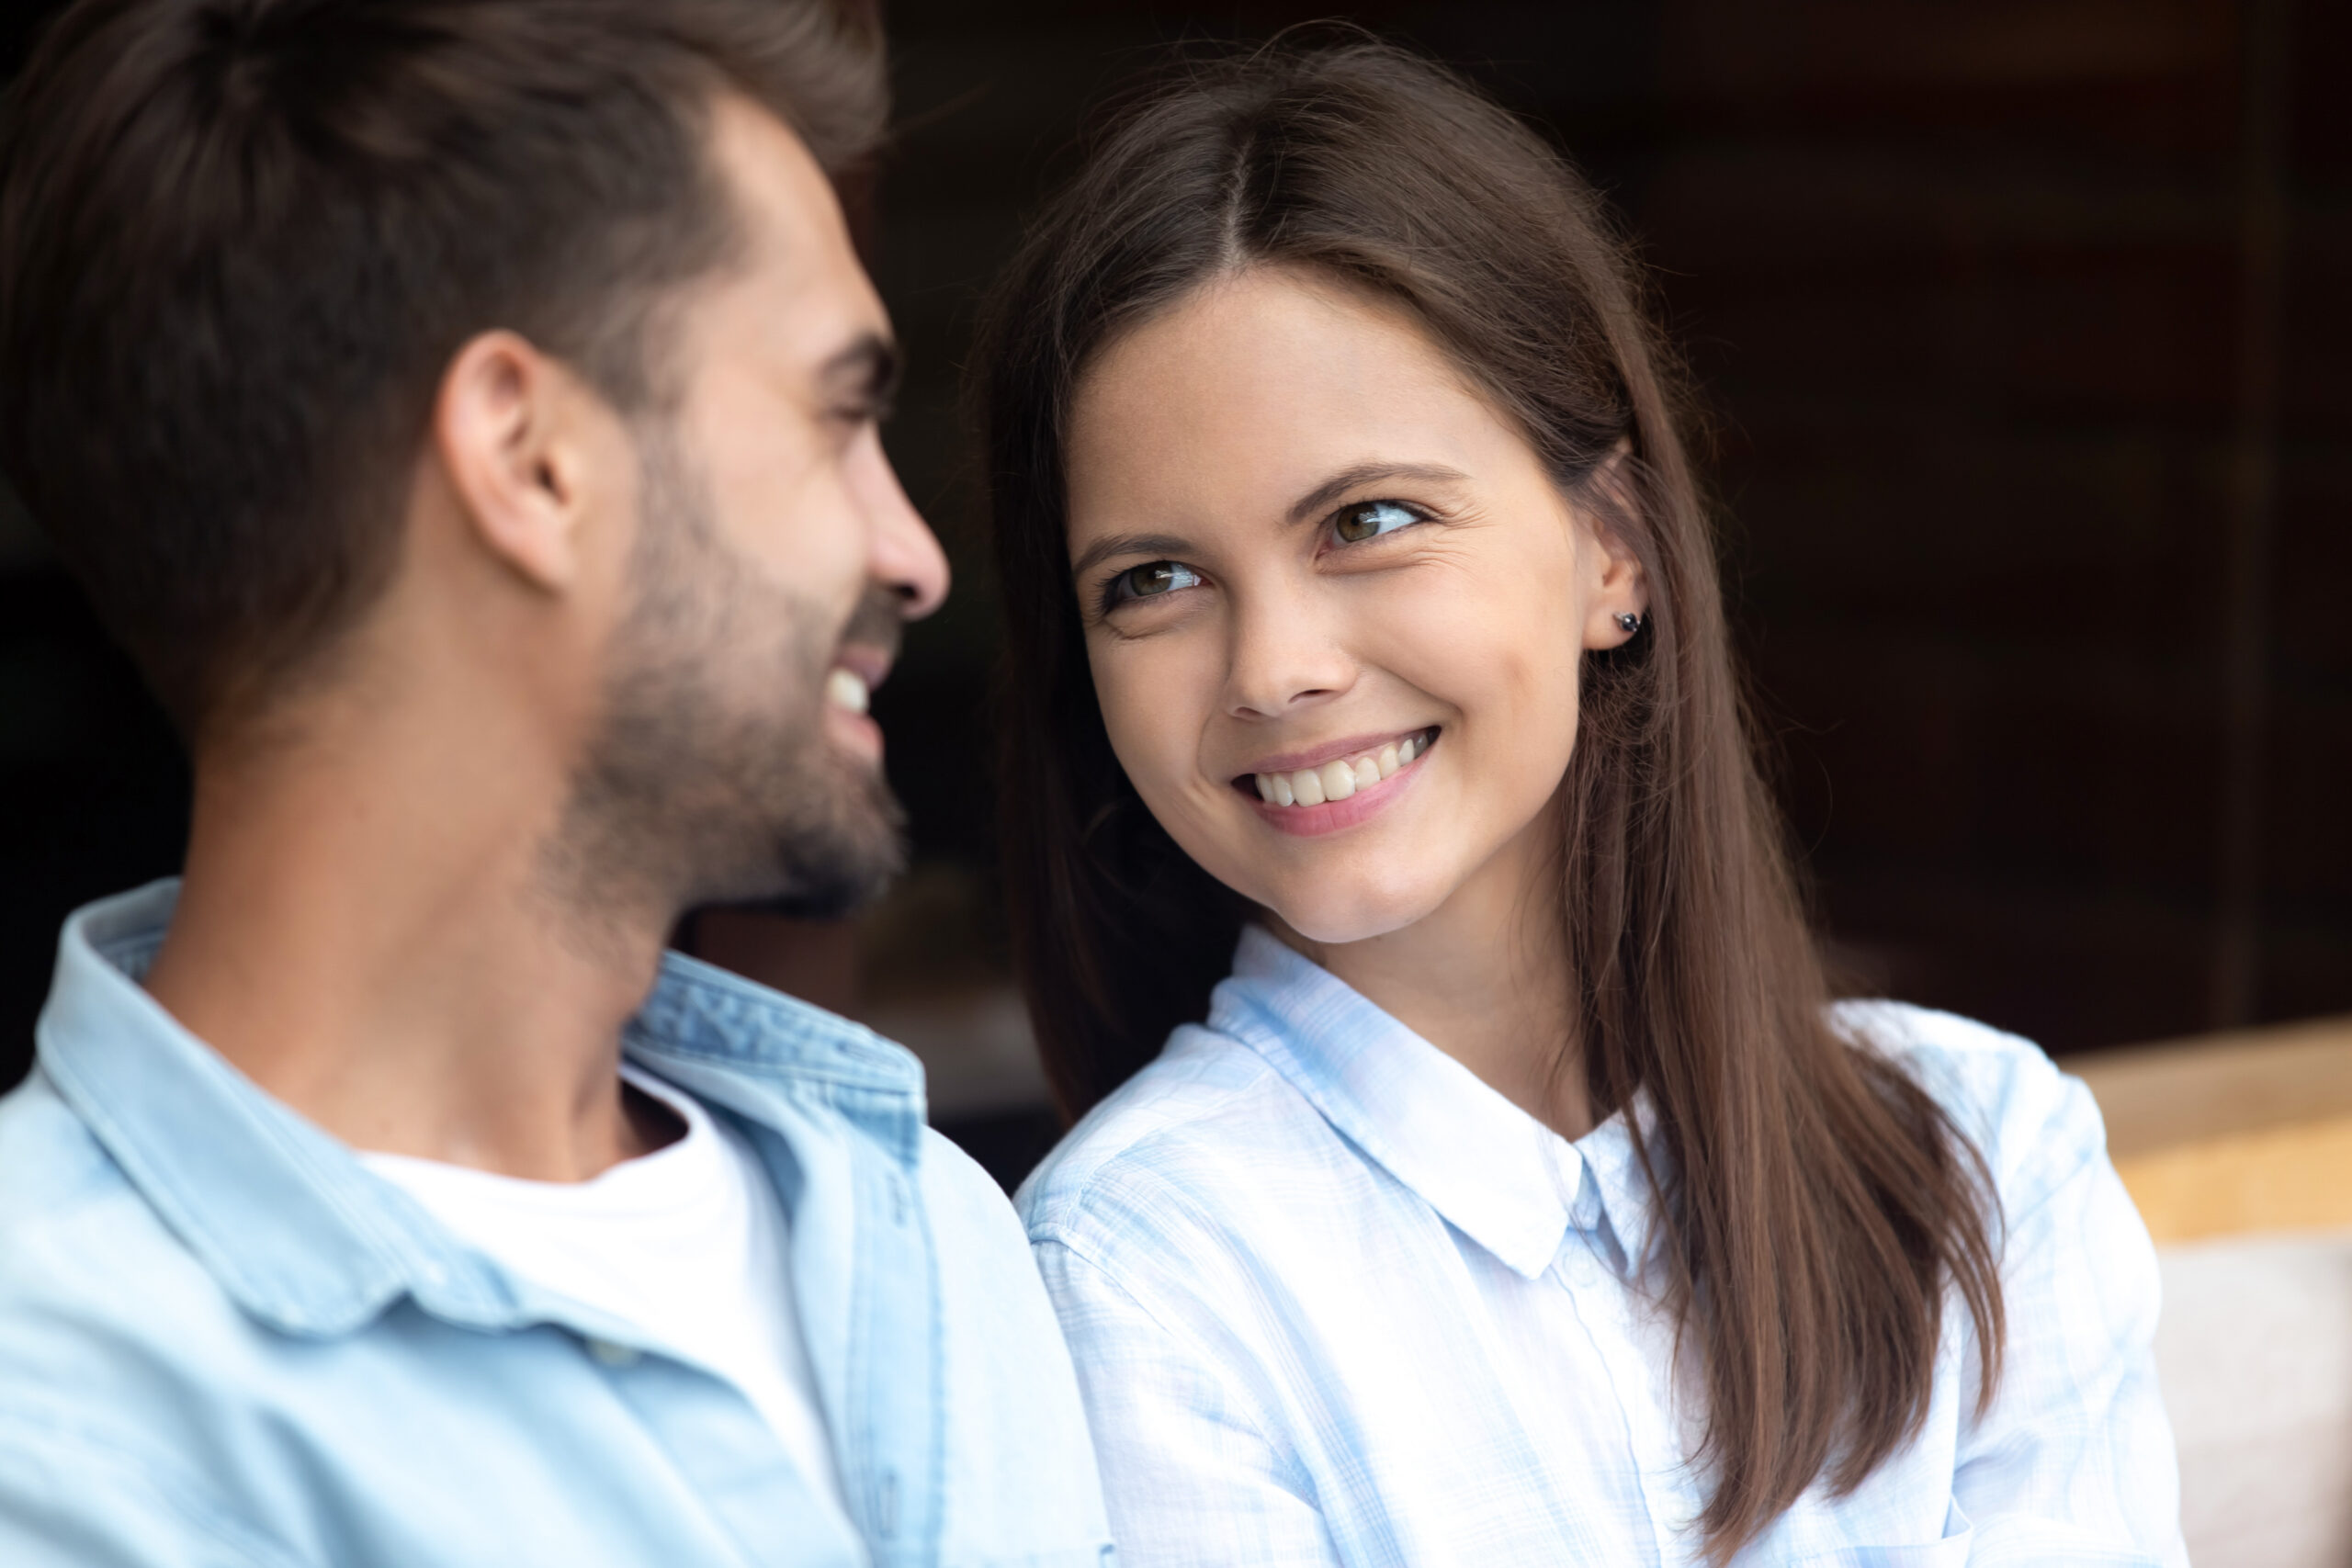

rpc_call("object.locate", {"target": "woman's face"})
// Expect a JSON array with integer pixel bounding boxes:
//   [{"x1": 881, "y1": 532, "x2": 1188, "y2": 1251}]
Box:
[{"x1": 1064, "y1": 266, "x2": 1646, "y2": 944}]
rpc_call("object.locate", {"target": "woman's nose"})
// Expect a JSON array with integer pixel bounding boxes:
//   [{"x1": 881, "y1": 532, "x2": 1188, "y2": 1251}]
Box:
[{"x1": 1221, "y1": 589, "x2": 1356, "y2": 719}]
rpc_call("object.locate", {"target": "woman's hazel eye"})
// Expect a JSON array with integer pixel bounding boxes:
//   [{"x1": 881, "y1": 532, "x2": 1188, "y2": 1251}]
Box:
[
  {"x1": 1114, "y1": 560, "x2": 1201, "y2": 601},
  {"x1": 1333, "y1": 500, "x2": 1424, "y2": 544}
]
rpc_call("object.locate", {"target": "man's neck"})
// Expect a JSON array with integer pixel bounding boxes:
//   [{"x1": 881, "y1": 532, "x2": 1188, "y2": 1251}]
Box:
[{"x1": 143, "y1": 720, "x2": 677, "y2": 1183}]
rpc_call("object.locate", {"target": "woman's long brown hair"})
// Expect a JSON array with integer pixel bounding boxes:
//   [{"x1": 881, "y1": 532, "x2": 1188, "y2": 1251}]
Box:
[{"x1": 976, "y1": 36, "x2": 2004, "y2": 1561}]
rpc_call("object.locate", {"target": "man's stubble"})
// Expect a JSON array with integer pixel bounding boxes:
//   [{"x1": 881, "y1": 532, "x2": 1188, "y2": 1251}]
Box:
[{"x1": 544, "y1": 422, "x2": 908, "y2": 949}]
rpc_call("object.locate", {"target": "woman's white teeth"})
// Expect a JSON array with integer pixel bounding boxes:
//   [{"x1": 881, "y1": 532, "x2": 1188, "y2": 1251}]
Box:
[
  {"x1": 1251, "y1": 732, "x2": 1430, "y2": 809},
  {"x1": 825, "y1": 667, "x2": 871, "y2": 716}
]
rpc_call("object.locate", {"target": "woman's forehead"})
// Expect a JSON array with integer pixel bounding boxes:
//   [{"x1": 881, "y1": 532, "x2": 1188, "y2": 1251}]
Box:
[{"x1": 1063, "y1": 270, "x2": 1514, "y2": 537}]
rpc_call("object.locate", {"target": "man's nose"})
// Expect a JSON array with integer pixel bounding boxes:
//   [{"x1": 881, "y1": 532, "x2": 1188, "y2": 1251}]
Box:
[{"x1": 859, "y1": 437, "x2": 949, "y2": 619}]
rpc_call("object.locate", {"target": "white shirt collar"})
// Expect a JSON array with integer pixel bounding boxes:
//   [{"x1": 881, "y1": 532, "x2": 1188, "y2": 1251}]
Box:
[{"x1": 1208, "y1": 924, "x2": 1659, "y2": 1280}]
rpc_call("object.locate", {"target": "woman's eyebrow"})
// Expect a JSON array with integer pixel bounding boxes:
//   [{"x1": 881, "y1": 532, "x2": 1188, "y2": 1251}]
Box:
[
  {"x1": 1069, "y1": 531, "x2": 1197, "y2": 581},
  {"x1": 1284, "y1": 462, "x2": 1471, "y2": 525},
  {"x1": 1068, "y1": 464, "x2": 1471, "y2": 581}
]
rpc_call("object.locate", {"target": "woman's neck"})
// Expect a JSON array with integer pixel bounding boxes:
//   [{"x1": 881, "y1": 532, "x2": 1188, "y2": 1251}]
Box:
[{"x1": 1267, "y1": 807, "x2": 1591, "y2": 1140}]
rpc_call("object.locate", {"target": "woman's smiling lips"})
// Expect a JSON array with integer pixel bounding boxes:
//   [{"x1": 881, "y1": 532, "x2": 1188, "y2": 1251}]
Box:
[{"x1": 1231, "y1": 726, "x2": 1439, "y2": 838}]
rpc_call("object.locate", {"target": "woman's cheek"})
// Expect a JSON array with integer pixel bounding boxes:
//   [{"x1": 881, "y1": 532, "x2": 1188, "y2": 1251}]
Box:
[
  {"x1": 1095, "y1": 646, "x2": 1214, "y2": 827},
  {"x1": 1440, "y1": 613, "x2": 1583, "y2": 815},
  {"x1": 1098, "y1": 671, "x2": 1168, "y2": 790}
]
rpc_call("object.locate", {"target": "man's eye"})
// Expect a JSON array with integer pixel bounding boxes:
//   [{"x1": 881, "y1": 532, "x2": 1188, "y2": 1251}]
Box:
[
  {"x1": 1111, "y1": 561, "x2": 1203, "y2": 603},
  {"x1": 1332, "y1": 500, "x2": 1427, "y2": 544}
]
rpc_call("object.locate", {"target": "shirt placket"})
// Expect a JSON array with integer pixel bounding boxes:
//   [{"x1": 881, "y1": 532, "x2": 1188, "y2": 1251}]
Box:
[
  {"x1": 837, "y1": 1110, "x2": 944, "y2": 1568},
  {"x1": 1551, "y1": 1144, "x2": 1703, "y2": 1568},
  {"x1": 625, "y1": 1069, "x2": 945, "y2": 1568},
  {"x1": 594, "y1": 1341, "x2": 868, "y2": 1568}
]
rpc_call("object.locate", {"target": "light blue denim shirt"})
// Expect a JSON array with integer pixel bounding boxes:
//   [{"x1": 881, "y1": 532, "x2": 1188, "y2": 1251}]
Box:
[
  {"x1": 0, "y1": 882, "x2": 1114, "y2": 1568},
  {"x1": 1021, "y1": 925, "x2": 2185, "y2": 1567}
]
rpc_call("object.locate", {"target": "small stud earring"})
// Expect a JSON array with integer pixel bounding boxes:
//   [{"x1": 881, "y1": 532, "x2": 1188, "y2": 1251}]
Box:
[{"x1": 1614, "y1": 612, "x2": 1641, "y2": 635}]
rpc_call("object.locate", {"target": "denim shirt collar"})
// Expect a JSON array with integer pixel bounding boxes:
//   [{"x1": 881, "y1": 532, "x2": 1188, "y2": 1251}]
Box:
[
  {"x1": 35, "y1": 879, "x2": 927, "y2": 1339},
  {"x1": 1209, "y1": 923, "x2": 1660, "y2": 1280}
]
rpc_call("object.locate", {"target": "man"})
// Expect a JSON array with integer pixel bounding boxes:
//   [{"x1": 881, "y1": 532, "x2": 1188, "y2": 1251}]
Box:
[{"x1": 0, "y1": 1, "x2": 1112, "y2": 1563}]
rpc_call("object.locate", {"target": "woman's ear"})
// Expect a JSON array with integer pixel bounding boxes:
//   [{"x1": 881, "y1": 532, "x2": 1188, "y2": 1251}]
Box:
[
  {"x1": 430, "y1": 330, "x2": 599, "y2": 593},
  {"x1": 1580, "y1": 441, "x2": 1650, "y2": 650}
]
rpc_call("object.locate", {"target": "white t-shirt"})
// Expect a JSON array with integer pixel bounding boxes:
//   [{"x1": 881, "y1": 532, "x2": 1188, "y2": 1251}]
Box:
[{"x1": 361, "y1": 1066, "x2": 849, "y2": 1515}]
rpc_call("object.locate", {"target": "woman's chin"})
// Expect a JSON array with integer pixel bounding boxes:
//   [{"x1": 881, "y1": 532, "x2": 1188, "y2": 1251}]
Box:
[{"x1": 1260, "y1": 884, "x2": 1447, "y2": 950}]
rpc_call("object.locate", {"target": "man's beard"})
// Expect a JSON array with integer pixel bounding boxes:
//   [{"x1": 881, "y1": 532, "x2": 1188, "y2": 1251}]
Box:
[{"x1": 547, "y1": 426, "x2": 907, "y2": 935}]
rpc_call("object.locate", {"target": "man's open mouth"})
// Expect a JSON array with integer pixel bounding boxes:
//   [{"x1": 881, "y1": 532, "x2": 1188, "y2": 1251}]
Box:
[
  {"x1": 825, "y1": 643, "x2": 892, "y2": 717},
  {"x1": 824, "y1": 667, "x2": 871, "y2": 715}
]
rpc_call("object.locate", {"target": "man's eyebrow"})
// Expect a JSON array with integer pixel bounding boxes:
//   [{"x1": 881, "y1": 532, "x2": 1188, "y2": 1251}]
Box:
[
  {"x1": 1284, "y1": 462, "x2": 1472, "y2": 525},
  {"x1": 820, "y1": 331, "x2": 900, "y2": 408},
  {"x1": 1069, "y1": 531, "x2": 1197, "y2": 582}
]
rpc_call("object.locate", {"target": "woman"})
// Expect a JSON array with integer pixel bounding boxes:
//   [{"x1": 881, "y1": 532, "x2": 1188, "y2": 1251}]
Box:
[{"x1": 978, "y1": 38, "x2": 2183, "y2": 1566}]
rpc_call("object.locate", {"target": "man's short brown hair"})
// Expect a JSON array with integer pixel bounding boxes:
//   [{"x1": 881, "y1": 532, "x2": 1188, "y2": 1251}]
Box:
[{"x1": 0, "y1": 0, "x2": 884, "y2": 736}]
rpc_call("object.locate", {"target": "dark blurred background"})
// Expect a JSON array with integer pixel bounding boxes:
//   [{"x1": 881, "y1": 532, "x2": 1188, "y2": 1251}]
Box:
[{"x1": 5, "y1": 0, "x2": 2346, "y2": 1187}]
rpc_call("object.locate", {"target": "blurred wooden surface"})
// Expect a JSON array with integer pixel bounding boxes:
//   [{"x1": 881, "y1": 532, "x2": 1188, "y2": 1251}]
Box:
[{"x1": 2074, "y1": 1013, "x2": 2352, "y2": 1243}]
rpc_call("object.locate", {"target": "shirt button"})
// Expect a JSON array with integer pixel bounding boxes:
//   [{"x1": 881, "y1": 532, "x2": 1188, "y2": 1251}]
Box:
[{"x1": 586, "y1": 1337, "x2": 640, "y2": 1368}]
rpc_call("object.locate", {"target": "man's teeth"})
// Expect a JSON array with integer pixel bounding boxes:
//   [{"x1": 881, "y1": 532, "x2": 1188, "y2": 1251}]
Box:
[
  {"x1": 825, "y1": 667, "x2": 871, "y2": 716},
  {"x1": 1251, "y1": 732, "x2": 1426, "y2": 809}
]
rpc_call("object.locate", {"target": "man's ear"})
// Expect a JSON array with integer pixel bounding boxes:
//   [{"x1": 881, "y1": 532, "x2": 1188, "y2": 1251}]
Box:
[
  {"x1": 1580, "y1": 440, "x2": 1651, "y2": 649},
  {"x1": 431, "y1": 330, "x2": 597, "y2": 592}
]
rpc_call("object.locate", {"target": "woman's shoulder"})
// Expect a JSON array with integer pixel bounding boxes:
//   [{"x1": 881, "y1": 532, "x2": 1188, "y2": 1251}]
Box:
[
  {"x1": 1014, "y1": 1021, "x2": 1353, "y2": 1255},
  {"x1": 1828, "y1": 998, "x2": 2113, "y2": 1205}
]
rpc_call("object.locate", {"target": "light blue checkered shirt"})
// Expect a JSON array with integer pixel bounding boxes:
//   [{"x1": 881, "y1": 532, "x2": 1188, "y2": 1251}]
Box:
[{"x1": 1018, "y1": 926, "x2": 2186, "y2": 1566}]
